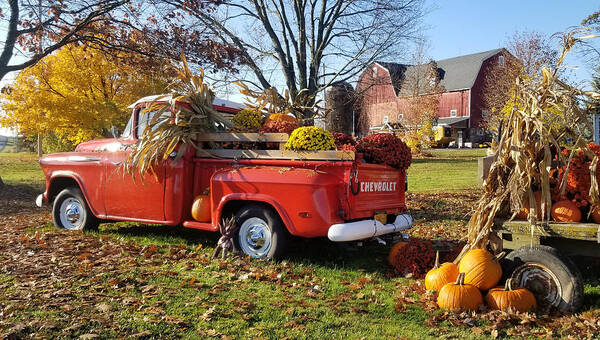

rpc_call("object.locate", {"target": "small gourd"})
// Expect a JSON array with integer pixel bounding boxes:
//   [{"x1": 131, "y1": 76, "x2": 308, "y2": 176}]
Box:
[
  {"x1": 191, "y1": 191, "x2": 211, "y2": 222},
  {"x1": 387, "y1": 241, "x2": 408, "y2": 267},
  {"x1": 458, "y1": 249, "x2": 504, "y2": 291},
  {"x1": 425, "y1": 251, "x2": 459, "y2": 292},
  {"x1": 551, "y1": 200, "x2": 582, "y2": 222},
  {"x1": 485, "y1": 278, "x2": 536, "y2": 312},
  {"x1": 437, "y1": 273, "x2": 483, "y2": 311}
]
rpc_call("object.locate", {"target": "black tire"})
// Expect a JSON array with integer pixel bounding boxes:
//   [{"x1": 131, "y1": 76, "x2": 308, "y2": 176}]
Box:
[
  {"x1": 52, "y1": 187, "x2": 99, "y2": 231},
  {"x1": 501, "y1": 245, "x2": 583, "y2": 312},
  {"x1": 233, "y1": 205, "x2": 288, "y2": 260}
]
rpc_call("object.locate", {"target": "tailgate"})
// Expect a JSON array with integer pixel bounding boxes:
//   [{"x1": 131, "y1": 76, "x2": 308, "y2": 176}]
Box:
[{"x1": 347, "y1": 163, "x2": 406, "y2": 219}]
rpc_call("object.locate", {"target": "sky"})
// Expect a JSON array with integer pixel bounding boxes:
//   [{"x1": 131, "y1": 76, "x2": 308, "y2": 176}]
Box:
[
  {"x1": 424, "y1": 0, "x2": 599, "y2": 84},
  {"x1": 1, "y1": 1, "x2": 599, "y2": 136}
]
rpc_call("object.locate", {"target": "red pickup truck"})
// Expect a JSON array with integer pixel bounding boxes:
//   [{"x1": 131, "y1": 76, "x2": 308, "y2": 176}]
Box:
[{"x1": 37, "y1": 95, "x2": 413, "y2": 259}]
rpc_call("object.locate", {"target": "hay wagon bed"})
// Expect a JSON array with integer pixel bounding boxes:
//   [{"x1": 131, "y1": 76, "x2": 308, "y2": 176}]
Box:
[{"x1": 493, "y1": 219, "x2": 599, "y2": 312}]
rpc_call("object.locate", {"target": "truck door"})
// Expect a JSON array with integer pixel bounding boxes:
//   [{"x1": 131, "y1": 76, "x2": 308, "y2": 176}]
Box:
[{"x1": 103, "y1": 108, "x2": 166, "y2": 221}]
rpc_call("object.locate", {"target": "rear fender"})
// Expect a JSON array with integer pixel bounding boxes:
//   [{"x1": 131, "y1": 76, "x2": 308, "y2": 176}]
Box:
[{"x1": 215, "y1": 194, "x2": 296, "y2": 234}]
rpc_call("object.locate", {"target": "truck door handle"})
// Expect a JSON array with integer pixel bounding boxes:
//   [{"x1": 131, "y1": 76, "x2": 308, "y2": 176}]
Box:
[{"x1": 112, "y1": 161, "x2": 121, "y2": 165}]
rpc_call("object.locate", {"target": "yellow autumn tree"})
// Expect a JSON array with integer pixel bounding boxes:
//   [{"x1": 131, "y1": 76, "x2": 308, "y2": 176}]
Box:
[{"x1": 0, "y1": 44, "x2": 169, "y2": 146}]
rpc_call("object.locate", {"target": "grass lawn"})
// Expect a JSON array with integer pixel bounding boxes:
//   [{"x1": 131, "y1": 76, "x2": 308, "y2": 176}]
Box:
[
  {"x1": 0, "y1": 152, "x2": 44, "y2": 188},
  {"x1": 407, "y1": 148, "x2": 487, "y2": 193},
  {"x1": 1, "y1": 149, "x2": 599, "y2": 339}
]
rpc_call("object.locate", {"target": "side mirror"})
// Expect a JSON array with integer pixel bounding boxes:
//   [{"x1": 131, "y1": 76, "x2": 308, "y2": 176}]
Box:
[{"x1": 110, "y1": 126, "x2": 119, "y2": 139}]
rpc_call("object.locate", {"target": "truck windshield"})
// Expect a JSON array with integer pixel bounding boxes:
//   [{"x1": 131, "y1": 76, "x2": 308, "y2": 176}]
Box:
[{"x1": 122, "y1": 114, "x2": 133, "y2": 138}]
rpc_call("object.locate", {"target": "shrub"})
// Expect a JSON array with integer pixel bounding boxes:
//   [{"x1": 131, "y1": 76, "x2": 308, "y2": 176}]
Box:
[
  {"x1": 356, "y1": 133, "x2": 412, "y2": 170},
  {"x1": 232, "y1": 109, "x2": 263, "y2": 132},
  {"x1": 332, "y1": 132, "x2": 356, "y2": 147},
  {"x1": 284, "y1": 126, "x2": 336, "y2": 151}
]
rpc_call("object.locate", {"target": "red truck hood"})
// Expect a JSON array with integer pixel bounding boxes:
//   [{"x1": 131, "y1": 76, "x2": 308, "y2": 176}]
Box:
[{"x1": 76, "y1": 138, "x2": 127, "y2": 152}]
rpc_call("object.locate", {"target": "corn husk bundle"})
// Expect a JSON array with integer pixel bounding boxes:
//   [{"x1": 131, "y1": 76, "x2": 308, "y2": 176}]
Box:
[
  {"x1": 235, "y1": 82, "x2": 327, "y2": 125},
  {"x1": 456, "y1": 29, "x2": 600, "y2": 261},
  {"x1": 124, "y1": 57, "x2": 232, "y2": 178}
]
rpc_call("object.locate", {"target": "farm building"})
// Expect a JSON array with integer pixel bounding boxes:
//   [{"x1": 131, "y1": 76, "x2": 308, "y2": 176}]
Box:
[{"x1": 357, "y1": 48, "x2": 513, "y2": 146}]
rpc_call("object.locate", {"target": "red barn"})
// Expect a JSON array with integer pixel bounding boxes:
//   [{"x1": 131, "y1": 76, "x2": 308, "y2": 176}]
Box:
[{"x1": 357, "y1": 48, "x2": 511, "y2": 146}]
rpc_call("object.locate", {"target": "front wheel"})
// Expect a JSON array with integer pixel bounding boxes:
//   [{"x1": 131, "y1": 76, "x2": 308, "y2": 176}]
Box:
[
  {"x1": 233, "y1": 205, "x2": 288, "y2": 260},
  {"x1": 52, "y1": 187, "x2": 99, "y2": 231}
]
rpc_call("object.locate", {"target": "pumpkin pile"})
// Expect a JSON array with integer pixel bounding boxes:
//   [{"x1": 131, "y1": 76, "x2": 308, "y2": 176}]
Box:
[{"x1": 421, "y1": 248, "x2": 536, "y2": 312}]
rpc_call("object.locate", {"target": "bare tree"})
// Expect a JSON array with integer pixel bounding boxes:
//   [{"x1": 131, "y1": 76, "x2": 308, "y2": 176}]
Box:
[
  {"x1": 400, "y1": 40, "x2": 444, "y2": 150},
  {"x1": 0, "y1": 0, "x2": 131, "y2": 81},
  {"x1": 325, "y1": 81, "x2": 355, "y2": 135},
  {"x1": 481, "y1": 30, "x2": 559, "y2": 129},
  {"x1": 580, "y1": 9, "x2": 600, "y2": 67},
  {"x1": 161, "y1": 0, "x2": 425, "y2": 119}
]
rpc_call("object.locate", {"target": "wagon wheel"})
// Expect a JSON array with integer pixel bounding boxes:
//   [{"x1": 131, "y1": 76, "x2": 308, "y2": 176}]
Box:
[{"x1": 501, "y1": 245, "x2": 583, "y2": 312}]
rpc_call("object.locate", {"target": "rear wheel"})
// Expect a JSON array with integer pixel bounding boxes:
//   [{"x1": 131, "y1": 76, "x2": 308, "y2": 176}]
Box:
[
  {"x1": 501, "y1": 245, "x2": 583, "y2": 312},
  {"x1": 233, "y1": 205, "x2": 287, "y2": 260},
  {"x1": 52, "y1": 187, "x2": 99, "y2": 231}
]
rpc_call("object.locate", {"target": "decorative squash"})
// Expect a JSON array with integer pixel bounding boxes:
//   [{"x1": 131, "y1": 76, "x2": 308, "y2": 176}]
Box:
[
  {"x1": 485, "y1": 278, "x2": 536, "y2": 312},
  {"x1": 551, "y1": 200, "x2": 582, "y2": 222},
  {"x1": 437, "y1": 273, "x2": 483, "y2": 312},
  {"x1": 458, "y1": 249, "x2": 504, "y2": 291},
  {"x1": 191, "y1": 195, "x2": 211, "y2": 222},
  {"x1": 425, "y1": 251, "x2": 459, "y2": 292},
  {"x1": 591, "y1": 205, "x2": 600, "y2": 224},
  {"x1": 387, "y1": 241, "x2": 407, "y2": 266}
]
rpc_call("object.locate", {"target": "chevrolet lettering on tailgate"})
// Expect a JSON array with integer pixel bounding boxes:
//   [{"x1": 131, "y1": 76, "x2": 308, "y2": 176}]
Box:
[{"x1": 361, "y1": 181, "x2": 397, "y2": 192}]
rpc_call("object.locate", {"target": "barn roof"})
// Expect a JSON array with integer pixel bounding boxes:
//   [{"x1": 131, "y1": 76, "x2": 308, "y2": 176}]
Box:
[{"x1": 376, "y1": 48, "x2": 505, "y2": 94}]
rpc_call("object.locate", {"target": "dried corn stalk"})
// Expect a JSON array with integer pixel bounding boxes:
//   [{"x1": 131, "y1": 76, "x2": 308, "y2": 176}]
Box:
[
  {"x1": 124, "y1": 56, "x2": 232, "y2": 178},
  {"x1": 235, "y1": 82, "x2": 327, "y2": 125},
  {"x1": 456, "y1": 28, "x2": 600, "y2": 262}
]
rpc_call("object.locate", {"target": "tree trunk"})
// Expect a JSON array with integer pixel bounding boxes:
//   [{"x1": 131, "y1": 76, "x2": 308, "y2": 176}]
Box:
[{"x1": 37, "y1": 134, "x2": 42, "y2": 157}]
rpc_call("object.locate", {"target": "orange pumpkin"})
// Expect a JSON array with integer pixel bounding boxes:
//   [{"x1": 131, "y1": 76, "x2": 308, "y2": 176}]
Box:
[
  {"x1": 387, "y1": 241, "x2": 407, "y2": 266},
  {"x1": 191, "y1": 195, "x2": 211, "y2": 222},
  {"x1": 437, "y1": 273, "x2": 483, "y2": 311},
  {"x1": 425, "y1": 251, "x2": 459, "y2": 292},
  {"x1": 551, "y1": 200, "x2": 581, "y2": 222},
  {"x1": 264, "y1": 113, "x2": 297, "y2": 126},
  {"x1": 516, "y1": 191, "x2": 544, "y2": 220},
  {"x1": 485, "y1": 278, "x2": 536, "y2": 312},
  {"x1": 591, "y1": 205, "x2": 600, "y2": 223},
  {"x1": 458, "y1": 249, "x2": 504, "y2": 291}
]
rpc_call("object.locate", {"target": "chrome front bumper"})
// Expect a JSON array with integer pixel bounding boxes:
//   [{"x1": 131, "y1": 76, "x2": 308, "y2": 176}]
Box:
[
  {"x1": 35, "y1": 194, "x2": 44, "y2": 207},
  {"x1": 327, "y1": 214, "x2": 413, "y2": 242}
]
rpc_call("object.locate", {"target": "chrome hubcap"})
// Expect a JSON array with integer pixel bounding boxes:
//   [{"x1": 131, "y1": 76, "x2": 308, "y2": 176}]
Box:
[
  {"x1": 239, "y1": 217, "x2": 272, "y2": 258},
  {"x1": 59, "y1": 197, "x2": 84, "y2": 230},
  {"x1": 247, "y1": 226, "x2": 266, "y2": 248},
  {"x1": 512, "y1": 263, "x2": 562, "y2": 307}
]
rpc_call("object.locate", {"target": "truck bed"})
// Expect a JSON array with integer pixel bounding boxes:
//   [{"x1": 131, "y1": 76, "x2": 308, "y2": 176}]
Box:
[{"x1": 494, "y1": 219, "x2": 600, "y2": 257}]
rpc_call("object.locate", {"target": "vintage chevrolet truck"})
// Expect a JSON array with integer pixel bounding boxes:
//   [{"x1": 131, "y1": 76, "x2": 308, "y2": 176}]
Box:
[{"x1": 36, "y1": 95, "x2": 413, "y2": 259}]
